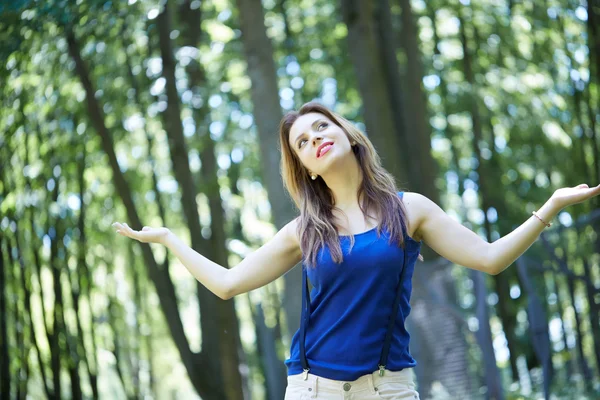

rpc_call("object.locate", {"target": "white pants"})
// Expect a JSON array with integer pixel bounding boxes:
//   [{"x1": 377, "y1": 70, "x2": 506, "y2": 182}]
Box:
[{"x1": 284, "y1": 368, "x2": 420, "y2": 399}]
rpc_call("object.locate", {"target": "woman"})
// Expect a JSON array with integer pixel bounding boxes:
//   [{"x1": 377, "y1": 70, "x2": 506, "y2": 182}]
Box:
[{"x1": 113, "y1": 102, "x2": 600, "y2": 399}]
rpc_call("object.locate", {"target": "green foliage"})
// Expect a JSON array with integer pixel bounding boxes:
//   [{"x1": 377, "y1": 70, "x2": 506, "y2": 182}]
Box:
[{"x1": 1, "y1": 0, "x2": 599, "y2": 398}]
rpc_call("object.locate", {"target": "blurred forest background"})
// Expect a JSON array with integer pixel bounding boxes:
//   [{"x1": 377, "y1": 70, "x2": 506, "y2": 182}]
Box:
[{"x1": 1, "y1": 0, "x2": 600, "y2": 399}]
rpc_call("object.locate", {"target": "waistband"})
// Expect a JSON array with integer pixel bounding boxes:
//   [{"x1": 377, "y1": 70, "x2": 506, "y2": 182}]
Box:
[{"x1": 287, "y1": 367, "x2": 416, "y2": 395}]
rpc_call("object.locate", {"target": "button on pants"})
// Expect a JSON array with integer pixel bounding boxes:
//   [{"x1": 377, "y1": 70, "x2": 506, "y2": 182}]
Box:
[{"x1": 284, "y1": 368, "x2": 420, "y2": 399}]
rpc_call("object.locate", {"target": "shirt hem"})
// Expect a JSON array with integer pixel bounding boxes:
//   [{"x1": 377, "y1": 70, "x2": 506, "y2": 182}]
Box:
[{"x1": 285, "y1": 360, "x2": 418, "y2": 381}]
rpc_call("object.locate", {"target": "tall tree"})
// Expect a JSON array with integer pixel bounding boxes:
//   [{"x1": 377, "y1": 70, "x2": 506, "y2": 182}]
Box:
[
  {"x1": 396, "y1": 0, "x2": 439, "y2": 203},
  {"x1": 235, "y1": 0, "x2": 302, "y2": 362},
  {"x1": 0, "y1": 236, "x2": 10, "y2": 399},
  {"x1": 66, "y1": 24, "x2": 224, "y2": 398},
  {"x1": 155, "y1": 2, "x2": 244, "y2": 397},
  {"x1": 371, "y1": 1, "x2": 471, "y2": 396},
  {"x1": 458, "y1": 4, "x2": 504, "y2": 399},
  {"x1": 340, "y1": 0, "x2": 409, "y2": 186}
]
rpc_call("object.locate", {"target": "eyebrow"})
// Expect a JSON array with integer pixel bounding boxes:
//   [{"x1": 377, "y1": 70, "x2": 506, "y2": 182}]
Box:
[{"x1": 293, "y1": 119, "x2": 326, "y2": 146}]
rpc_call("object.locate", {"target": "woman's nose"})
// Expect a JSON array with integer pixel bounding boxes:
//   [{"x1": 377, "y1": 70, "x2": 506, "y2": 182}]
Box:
[{"x1": 312, "y1": 136, "x2": 323, "y2": 145}]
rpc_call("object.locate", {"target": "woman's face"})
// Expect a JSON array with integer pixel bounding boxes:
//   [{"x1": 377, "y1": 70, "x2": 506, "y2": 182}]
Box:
[{"x1": 289, "y1": 112, "x2": 353, "y2": 177}]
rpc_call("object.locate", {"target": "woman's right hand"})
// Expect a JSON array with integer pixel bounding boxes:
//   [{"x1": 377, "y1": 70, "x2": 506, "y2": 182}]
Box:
[{"x1": 112, "y1": 222, "x2": 171, "y2": 245}]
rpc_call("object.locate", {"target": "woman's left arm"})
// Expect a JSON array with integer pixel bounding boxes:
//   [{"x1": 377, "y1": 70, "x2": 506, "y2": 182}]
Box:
[{"x1": 411, "y1": 183, "x2": 600, "y2": 275}]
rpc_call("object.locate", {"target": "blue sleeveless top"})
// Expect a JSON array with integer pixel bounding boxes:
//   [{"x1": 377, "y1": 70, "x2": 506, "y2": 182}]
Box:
[{"x1": 284, "y1": 191, "x2": 422, "y2": 381}]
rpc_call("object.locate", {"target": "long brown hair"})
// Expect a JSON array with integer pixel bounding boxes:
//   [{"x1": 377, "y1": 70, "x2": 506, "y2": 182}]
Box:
[{"x1": 279, "y1": 101, "x2": 417, "y2": 268}]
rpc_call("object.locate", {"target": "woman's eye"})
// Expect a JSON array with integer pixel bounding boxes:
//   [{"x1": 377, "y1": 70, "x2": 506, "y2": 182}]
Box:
[{"x1": 298, "y1": 123, "x2": 327, "y2": 148}]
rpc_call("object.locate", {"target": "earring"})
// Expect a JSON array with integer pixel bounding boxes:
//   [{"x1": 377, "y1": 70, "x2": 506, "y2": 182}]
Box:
[{"x1": 311, "y1": 173, "x2": 317, "y2": 180}]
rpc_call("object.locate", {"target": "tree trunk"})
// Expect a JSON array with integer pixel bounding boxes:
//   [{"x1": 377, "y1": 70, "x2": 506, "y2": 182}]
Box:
[
  {"x1": 13, "y1": 231, "x2": 32, "y2": 400},
  {"x1": 469, "y1": 13, "x2": 523, "y2": 383},
  {"x1": 396, "y1": 0, "x2": 439, "y2": 202},
  {"x1": 27, "y1": 209, "x2": 53, "y2": 399},
  {"x1": 74, "y1": 145, "x2": 100, "y2": 399},
  {"x1": 515, "y1": 259, "x2": 552, "y2": 400},
  {"x1": 395, "y1": 1, "x2": 473, "y2": 396},
  {"x1": 12, "y1": 232, "x2": 29, "y2": 400},
  {"x1": 0, "y1": 237, "x2": 10, "y2": 399},
  {"x1": 50, "y1": 175, "x2": 83, "y2": 400},
  {"x1": 458, "y1": 5, "x2": 504, "y2": 399},
  {"x1": 178, "y1": 0, "x2": 253, "y2": 395},
  {"x1": 156, "y1": 3, "x2": 244, "y2": 398},
  {"x1": 588, "y1": 3, "x2": 600, "y2": 206},
  {"x1": 493, "y1": 273, "x2": 520, "y2": 381},
  {"x1": 122, "y1": 39, "x2": 166, "y2": 395},
  {"x1": 341, "y1": 0, "x2": 408, "y2": 186},
  {"x1": 540, "y1": 236, "x2": 593, "y2": 388},
  {"x1": 581, "y1": 252, "x2": 600, "y2": 374},
  {"x1": 107, "y1": 295, "x2": 134, "y2": 399},
  {"x1": 472, "y1": 270, "x2": 504, "y2": 400},
  {"x1": 374, "y1": 0, "x2": 410, "y2": 177},
  {"x1": 250, "y1": 297, "x2": 288, "y2": 400},
  {"x1": 565, "y1": 270, "x2": 593, "y2": 385},
  {"x1": 587, "y1": 1, "x2": 600, "y2": 113},
  {"x1": 343, "y1": 1, "x2": 470, "y2": 396},
  {"x1": 65, "y1": 26, "x2": 225, "y2": 398},
  {"x1": 550, "y1": 272, "x2": 573, "y2": 380},
  {"x1": 235, "y1": 0, "x2": 302, "y2": 370},
  {"x1": 48, "y1": 164, "x2": 64, "y2": 399}
]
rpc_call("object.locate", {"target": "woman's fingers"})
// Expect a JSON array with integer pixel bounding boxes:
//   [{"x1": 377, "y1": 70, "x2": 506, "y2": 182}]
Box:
[
  {"x1": 124, "y1": 224, "x2": 140, "y2": 240},
  {"x1": 112, "y1": 222, "x2": 140, "y2": 240},
  {"x1": 112, "y1": 222, "x2": 123, "y2": 234},
  {"x1": 112, "y1": 222, "x2": 167, "y2": 244}
]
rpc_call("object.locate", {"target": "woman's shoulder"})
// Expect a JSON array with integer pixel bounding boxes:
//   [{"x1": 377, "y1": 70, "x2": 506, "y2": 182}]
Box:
[
  {"x1": 284, "y1": 216, "x2": 302, "y2": 244},
  {"x1": 398, "y1": 191, "x2": 427, "y2": 242}
]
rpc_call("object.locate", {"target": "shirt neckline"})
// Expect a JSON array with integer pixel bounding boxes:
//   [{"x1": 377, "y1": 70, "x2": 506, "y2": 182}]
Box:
[
  {"x1": 338, "y1": 226, "x2": 423, "y2": 245},
  {"x1": 337, "y1": 226, "x2": 378, "y2": 237}
]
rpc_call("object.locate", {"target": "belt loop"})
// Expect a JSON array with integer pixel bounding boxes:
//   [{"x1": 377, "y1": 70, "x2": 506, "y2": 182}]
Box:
[
  {"x1": 367, "y1": 374, "x2": 378, "y2": 394},
  {"x1": 309, "y1": 375, "x2": 318, "y2": 398}
]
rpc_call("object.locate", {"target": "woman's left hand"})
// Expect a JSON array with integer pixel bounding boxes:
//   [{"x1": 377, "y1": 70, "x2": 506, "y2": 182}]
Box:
[{"x1": 551, "y1": 183, "x2": 600, "y2": 210}]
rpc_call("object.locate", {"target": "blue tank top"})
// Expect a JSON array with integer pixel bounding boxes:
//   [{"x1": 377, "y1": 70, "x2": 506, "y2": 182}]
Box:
[{"x1": 284, "y1": 191, "x2": 422, "y2": 381}]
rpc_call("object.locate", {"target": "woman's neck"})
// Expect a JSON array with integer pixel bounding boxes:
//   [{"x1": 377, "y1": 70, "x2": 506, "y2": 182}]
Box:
[{"x1": 320, "y1": 156, "x2": 363, "y2": 210}]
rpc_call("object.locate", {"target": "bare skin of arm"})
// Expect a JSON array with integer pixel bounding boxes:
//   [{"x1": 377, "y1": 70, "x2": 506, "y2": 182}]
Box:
[
  {"x1": 407, "y1": 183, "x2": 600, "y2": 275},
  {"x1": 223, "y1": 219, "x2": 302, "y2": 299},
  {"x1": 408, "y1": 191, "x2": 555, "y2": 275},
  {"x1": 113, "y1": 219, "x2": 302, "y2": 300},
  {"x1": 113, "y1": 183, "x2": 598, "y2": 296}
]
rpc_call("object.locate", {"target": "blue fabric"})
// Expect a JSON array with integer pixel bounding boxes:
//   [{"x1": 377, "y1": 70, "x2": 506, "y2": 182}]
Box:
[{"x1": 285, "y1": 191, "x2": 423, "y2": 381}]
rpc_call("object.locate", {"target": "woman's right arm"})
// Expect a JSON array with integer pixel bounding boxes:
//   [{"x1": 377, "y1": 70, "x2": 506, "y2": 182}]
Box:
[
  {"x1": 223, "y1": 218, "x2": 302, "y2": 299},
  {"x1": 113, "y1": 219, "x2": 302, "y2": 300}
]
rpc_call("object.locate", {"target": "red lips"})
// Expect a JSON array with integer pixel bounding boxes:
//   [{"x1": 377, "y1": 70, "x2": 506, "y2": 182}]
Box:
[{"x1": 316, "y1": 141, "x2": 334, "y2": 158}]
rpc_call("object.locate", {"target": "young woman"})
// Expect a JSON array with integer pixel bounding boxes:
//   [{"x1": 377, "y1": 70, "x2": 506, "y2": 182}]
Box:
[{"x1": 113, "y1": 102, "x2": 600, "y2": 399}]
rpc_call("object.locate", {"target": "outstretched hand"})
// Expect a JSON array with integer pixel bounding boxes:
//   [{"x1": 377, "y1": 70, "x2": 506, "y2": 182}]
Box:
[
  {"x1": 551, "y1": 183, "x2": 600, "y2": 210},
  {"x1": 112, "y1": 222, "x2": 171, "y2": 245}
]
